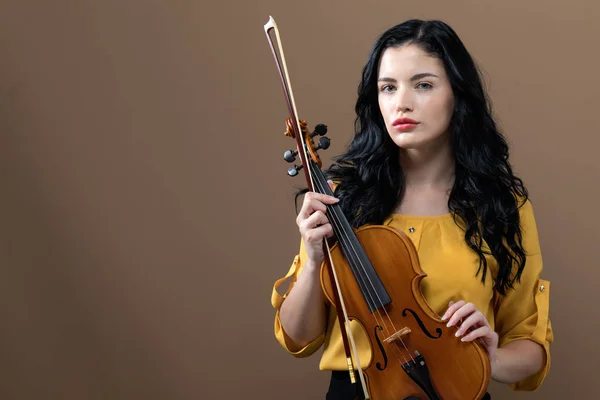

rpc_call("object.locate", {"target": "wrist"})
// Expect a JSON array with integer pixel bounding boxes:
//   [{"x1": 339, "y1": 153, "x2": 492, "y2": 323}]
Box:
[
  {"x1": 304, "y1": 258, "x2": 323, "y2": 273},
  {"x1": 491, "y1": 346, "x2": 518, "y2": 383},
  {"x1": 490, "y1": 348, "x2": 500, "y2": 381}
]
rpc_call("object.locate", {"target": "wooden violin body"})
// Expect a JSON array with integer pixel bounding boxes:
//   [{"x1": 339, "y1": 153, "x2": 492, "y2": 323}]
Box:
[
  {"x1": 263, "y1": 16, "x2": 491, "y2": 399},
  {"x1": 321, "y1": 225, "x2": 491, "y2": 400}
]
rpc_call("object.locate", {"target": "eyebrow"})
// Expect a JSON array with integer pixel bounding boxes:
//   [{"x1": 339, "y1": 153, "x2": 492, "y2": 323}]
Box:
[{"x1": 378, "y1": 73, "x2": 439, "y2": 82}]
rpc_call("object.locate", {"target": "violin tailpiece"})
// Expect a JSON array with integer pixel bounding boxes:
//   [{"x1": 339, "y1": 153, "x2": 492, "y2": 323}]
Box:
[{"x1": 402, "y1": 353, "x2": 441, "y2": 400}]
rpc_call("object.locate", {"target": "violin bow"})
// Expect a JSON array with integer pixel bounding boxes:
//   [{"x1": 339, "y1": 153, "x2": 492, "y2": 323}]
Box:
[{"x1": 263, "y1": 16, "x2": 369, "y2": 399}]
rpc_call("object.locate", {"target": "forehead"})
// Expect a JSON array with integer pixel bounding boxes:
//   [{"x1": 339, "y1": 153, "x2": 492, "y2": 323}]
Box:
[{"x1": 377, "y1": 44, "x2": 445, "y2": 77}]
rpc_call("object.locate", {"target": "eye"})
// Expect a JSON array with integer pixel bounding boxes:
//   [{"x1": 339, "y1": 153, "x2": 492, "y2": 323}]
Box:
[
  {"x1": 416, "y1": 82, "x2": 433, "y2": 90},
  {"x1": 380, "y1": 84, "x2": 396, "y2": 93}
]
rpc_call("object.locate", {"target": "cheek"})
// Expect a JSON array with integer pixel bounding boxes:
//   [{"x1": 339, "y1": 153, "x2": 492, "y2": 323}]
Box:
[
  {"x1": 443, "y1": 96, "x2": 455, "y2": 118},
  {"x1": 442, "y1": 100, "x2": 455, "y2": 127},
  {"x1": 377, "y1": 98, "x2": 384, "y2": 115},
  {"x1": 427, "y1": 96, "x2": 454, "y2": 126},
  {"x1": 378, "y1": 97, "x2": 394, "y2": 120},
  {"x1": 441, "y1": 90, "x2": 455, "y2": 118}
]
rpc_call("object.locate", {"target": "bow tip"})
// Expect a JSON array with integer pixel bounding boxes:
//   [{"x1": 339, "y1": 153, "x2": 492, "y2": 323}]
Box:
[{"x1": 264, "y1": 15, "x2": 277, "y2": 32}]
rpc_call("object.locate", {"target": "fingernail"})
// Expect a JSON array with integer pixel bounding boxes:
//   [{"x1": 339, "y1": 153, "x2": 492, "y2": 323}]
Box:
[
  {"x1": 455, "y1": 331, "x2": 461, "y2": 337},
  {"x1": 441, "y1": 313, "x2": 448, "y2": 321}
]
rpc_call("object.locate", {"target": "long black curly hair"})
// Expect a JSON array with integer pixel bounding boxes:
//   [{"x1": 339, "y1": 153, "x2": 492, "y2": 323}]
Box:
[{"x1": 322, "y1": 19, "x2": 529, "y2": 296}]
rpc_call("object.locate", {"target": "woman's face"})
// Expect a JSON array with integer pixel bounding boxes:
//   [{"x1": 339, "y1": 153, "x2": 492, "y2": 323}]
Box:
[{"x1": 377, "y1": 44, "x2": 455, "y2": 151}]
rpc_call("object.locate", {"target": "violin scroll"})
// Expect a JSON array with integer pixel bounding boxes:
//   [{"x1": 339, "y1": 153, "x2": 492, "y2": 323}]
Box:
[{"x1": 283, "y1": 118, "x2": 331, "y2": 176}]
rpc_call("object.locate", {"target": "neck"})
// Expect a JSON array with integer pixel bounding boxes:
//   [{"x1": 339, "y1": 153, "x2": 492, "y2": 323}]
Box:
[{"x1": 399, "y1": 137, "x2": 455, "y2": 189}]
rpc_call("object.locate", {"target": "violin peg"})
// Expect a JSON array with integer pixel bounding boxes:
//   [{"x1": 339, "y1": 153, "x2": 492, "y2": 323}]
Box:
[
  {"x1": 283, "y1": 149, "x2": 297, "y2": 163},
  {"x1": 287, "y1": 164, "x2": 303, "y2": 177},
  {"x1": 317, "y1": 136, "x2": 330, "y2": 150},
  {"x1": 312, "y1": 124, "x2": 327, "y2": 136}
]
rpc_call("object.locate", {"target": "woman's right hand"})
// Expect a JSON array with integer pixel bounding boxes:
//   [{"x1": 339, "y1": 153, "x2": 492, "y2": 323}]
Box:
[{"x1": 296, "y1": 183, "x2": 339, "y2": 265}]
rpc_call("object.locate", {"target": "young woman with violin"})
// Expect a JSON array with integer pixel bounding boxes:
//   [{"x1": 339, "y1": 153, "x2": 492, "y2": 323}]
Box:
[{"x1": 269, "y1": 19, "x2": 552, "y2": 400}]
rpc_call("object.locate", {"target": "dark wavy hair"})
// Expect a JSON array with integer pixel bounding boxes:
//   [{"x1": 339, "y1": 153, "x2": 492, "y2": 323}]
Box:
[{"x1": 322, "y1": 19, "x2": 529, "y2": 296}]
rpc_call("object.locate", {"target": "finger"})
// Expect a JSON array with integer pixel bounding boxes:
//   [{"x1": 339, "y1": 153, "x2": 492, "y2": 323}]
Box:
[
  {"x1": 446, "y1": 302, "x2": 477, "y2": 327},
  {"x1": 302, "y1": 210, "x2": 329, "y2": 231},
  {"x1": 327, "y1": 179, "x2": 335, "y2": 191},
  {"x1": 455, "y1": 312, "x2": 486, "y2": 337},
  {"x1": 324, "y1": 224, "x2": 335, "y2": 238},
  {"x1": 447, "y1": 302, "x2": 475, "y2": 326},
  {"x1": 441, "y1": 300, "x2": 464, "y2": 321},
  {"x1": 460, "y1": 326, "x2": 490, "y2": 342},
  {"x1": 307, "y1": 191, "x2": 339, "y2": 205},
  {"x1": 297, "y1": 198, "x2": 326, "y2": 222},
  {"x1": 297, "y1": 193, "x2": 339, "y2": 220},
  {"x1": 304, "y1": 224, "x2": 334, "y2": 244}
]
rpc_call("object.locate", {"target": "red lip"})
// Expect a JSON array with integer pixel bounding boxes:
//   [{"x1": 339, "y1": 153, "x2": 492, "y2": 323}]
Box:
[
  {"x1": 393, "y1": 118, "x2": 419, "y2": 126},
  {"x1": 393, "y1": 118, "x2": 419, "y2": 131}
]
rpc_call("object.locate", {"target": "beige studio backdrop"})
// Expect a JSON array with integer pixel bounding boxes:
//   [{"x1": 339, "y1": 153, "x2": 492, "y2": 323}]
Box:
[{"x1": 0, "y1": 0, "x2": 598, "y2": 399}]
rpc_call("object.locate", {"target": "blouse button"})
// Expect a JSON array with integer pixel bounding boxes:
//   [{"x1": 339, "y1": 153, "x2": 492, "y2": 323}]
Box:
[
  {"x1": 408, "y1": 227, "x2": 415, "y2": 233},
  {"x1": 540, "y1": 285, "x2": 545, "y2": 292}
]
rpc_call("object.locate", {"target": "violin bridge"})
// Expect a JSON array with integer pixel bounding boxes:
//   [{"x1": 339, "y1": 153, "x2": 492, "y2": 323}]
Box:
[{"x1": 383, "y1": 327, "x2": 411, "y2": 344}]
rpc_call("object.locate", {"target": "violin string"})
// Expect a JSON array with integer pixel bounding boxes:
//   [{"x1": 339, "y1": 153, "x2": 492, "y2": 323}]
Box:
[
  {"x1": 311, "y1": 172, "x2": 409, "y2": 367},
  {"x1": 305, "y1": 166, "x2": 402, "y2": 392},
  {"x1": 311, "y1": 165, "x2": 414, "y2": 365},
  {"x1": 310, "y1": 167, "x2": 389, "y2": 325},
  {"x1": 311, "y1": 172, "x2": 414, "y2": 368}
]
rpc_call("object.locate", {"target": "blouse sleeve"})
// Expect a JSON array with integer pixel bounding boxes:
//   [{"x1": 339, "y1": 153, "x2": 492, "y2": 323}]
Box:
[
  {"x1": 271, "y1": 239, "x2": 327, "y2": 358},
  {"x1": 492, "y1": 199, "x2": 554, "y2": 391}
]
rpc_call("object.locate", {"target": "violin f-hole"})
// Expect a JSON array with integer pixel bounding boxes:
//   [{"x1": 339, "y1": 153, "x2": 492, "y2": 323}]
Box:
[
  {"x1": 374, "y1": 325, "x2": 388, "y2": 371},
  {"x1": 402, "y1": 308, "x2": 443, "y2": 339}
]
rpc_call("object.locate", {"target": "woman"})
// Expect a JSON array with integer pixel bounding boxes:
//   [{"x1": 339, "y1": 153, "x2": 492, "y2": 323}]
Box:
[{"x1": 270, "y1": 19, "x2": 552, "y2": 399}]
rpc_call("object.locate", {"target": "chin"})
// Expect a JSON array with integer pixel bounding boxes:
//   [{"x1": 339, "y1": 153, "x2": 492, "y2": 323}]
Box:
[
  {"x1": 391, "y1": 135, "x2": 425, "y2": 150},
  {"x1": 389, "y1": 130, "x2": 448, "y2": 151}
]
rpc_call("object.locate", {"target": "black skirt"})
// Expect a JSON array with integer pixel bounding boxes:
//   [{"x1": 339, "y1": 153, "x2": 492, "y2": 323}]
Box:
[{"x1": 326, "y1": 370, "x2": 491, "y2": 400}]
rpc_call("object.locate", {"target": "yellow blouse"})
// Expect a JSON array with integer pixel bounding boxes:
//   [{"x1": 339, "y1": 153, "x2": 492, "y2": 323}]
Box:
[{"x1": 271, "y1": 199, "x2": 553, "y2": 391}]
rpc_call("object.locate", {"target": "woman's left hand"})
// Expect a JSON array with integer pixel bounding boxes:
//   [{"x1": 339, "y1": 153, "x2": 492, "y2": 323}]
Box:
[{"x1": 442, "y1": 300, "x2": 499, "y2": 371}]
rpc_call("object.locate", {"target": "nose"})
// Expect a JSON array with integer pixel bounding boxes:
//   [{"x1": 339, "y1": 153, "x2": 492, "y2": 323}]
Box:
[
  {"x1": 395, "y1": 86, "x2": 413, "y2": 113},
  {"x1": 396, "y1": 103, "x2": 412, "y2": 113}
]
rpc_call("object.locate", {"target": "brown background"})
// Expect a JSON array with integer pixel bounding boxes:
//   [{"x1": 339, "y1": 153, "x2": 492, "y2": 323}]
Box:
[{"x1": 0, "y1": 0, "x2": 597, "y2": 399}]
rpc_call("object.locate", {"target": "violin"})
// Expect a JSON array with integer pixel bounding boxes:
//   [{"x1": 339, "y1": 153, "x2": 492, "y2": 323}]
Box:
[{"x1": 263, "y1": 17, "x2": 491, "y2": 400}]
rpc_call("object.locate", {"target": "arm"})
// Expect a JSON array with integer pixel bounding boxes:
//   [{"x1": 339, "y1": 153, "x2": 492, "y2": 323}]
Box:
[
  {"x1": 445, "y1": 200, "x2": 553, "y2": 390},
  {"x1": 445, "y1": 300, "x2": 547, "y2": 385},
  {"x1": 271, "y1": 189, "x2": 340, "y2": 355},
  {"x1": 493, "y1": 339, "x2": 545, "y2": 384},
  {"x1": 278, "y1": 257, "x2": 327, "y2": 349},
  {"x1": 493, "y1": 200, "x2": 553, "y2": 390}
]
